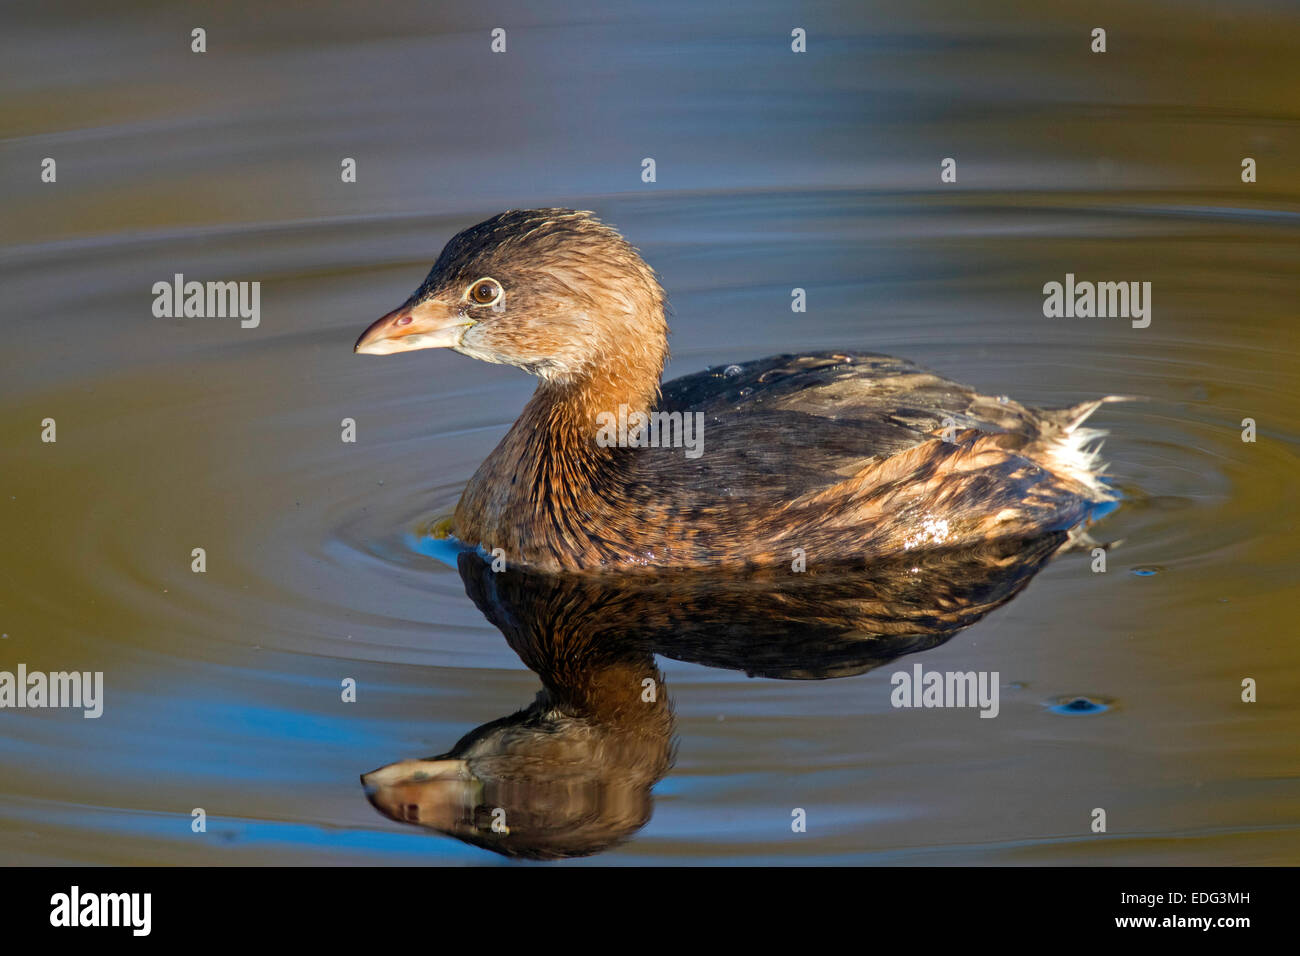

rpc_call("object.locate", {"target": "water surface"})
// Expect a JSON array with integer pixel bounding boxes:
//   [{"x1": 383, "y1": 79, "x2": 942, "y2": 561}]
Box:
[{"x1": 2, "y1": 0, "x2": 1298, "y2": 864}]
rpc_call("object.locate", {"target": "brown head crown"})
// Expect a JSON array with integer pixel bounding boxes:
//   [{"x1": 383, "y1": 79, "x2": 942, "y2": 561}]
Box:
[{"x1": 356, "y1": 208, "x2": 669, "y2": 396}]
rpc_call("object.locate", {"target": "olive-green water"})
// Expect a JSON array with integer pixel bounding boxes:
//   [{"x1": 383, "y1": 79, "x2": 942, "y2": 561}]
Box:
[{"x1": 1, "y1": 0, "x2": 1298, "y2": 864}]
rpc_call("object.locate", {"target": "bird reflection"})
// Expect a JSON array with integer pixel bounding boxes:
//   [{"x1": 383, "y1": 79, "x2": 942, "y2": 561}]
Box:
[{"x1": 363, "y1": 532, "x2": 1069, "y2": 859}]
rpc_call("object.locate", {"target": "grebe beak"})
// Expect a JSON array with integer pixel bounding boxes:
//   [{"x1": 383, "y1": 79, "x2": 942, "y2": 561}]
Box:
[{"x1": 354, "y1": 298, "x2": 474, "y2": 355}]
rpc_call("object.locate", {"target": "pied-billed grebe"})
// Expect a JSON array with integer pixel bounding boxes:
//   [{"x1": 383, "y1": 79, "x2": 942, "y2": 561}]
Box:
[{"x1": 355, "y1": 208, "x2": 1121, "y2": 572}]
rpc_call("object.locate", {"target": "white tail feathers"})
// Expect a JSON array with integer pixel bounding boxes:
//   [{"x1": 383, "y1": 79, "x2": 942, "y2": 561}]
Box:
[{"x1": 1041, "y1": 396, "x2": 1130, "y2": 499}]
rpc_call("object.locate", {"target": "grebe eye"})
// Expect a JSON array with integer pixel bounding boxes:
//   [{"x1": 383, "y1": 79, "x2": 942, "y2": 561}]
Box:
[{"x1": 469, "y1": 278, "x2": 501, "y2": 305}]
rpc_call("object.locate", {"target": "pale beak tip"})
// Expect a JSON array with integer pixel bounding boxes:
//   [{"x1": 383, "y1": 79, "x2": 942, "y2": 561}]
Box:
[{"x1": 354, "y1": 301, "x2": 468, "y2": 357}]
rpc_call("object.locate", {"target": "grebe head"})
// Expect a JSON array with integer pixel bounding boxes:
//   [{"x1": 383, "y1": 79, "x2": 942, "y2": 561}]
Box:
[{"x1": 354, "y1": 208, "x2": 667, "y2": 387}]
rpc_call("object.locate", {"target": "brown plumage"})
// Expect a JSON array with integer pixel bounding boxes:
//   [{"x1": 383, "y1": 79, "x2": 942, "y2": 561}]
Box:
[{"x1": 355, "y1": 208, "x2": 1122, "y2": 573}]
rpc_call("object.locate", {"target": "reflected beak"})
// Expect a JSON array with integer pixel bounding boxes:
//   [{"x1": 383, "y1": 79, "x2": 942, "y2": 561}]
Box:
[
  {"x1": 360, "y1": 759, "x2": 482, "y2": 830},
  {"x1": 360, "y1": 758, "x2": 472, "y2": 792},
  {"x1": 353, "y1": 298, "x2": 473, "y2": 355}
]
